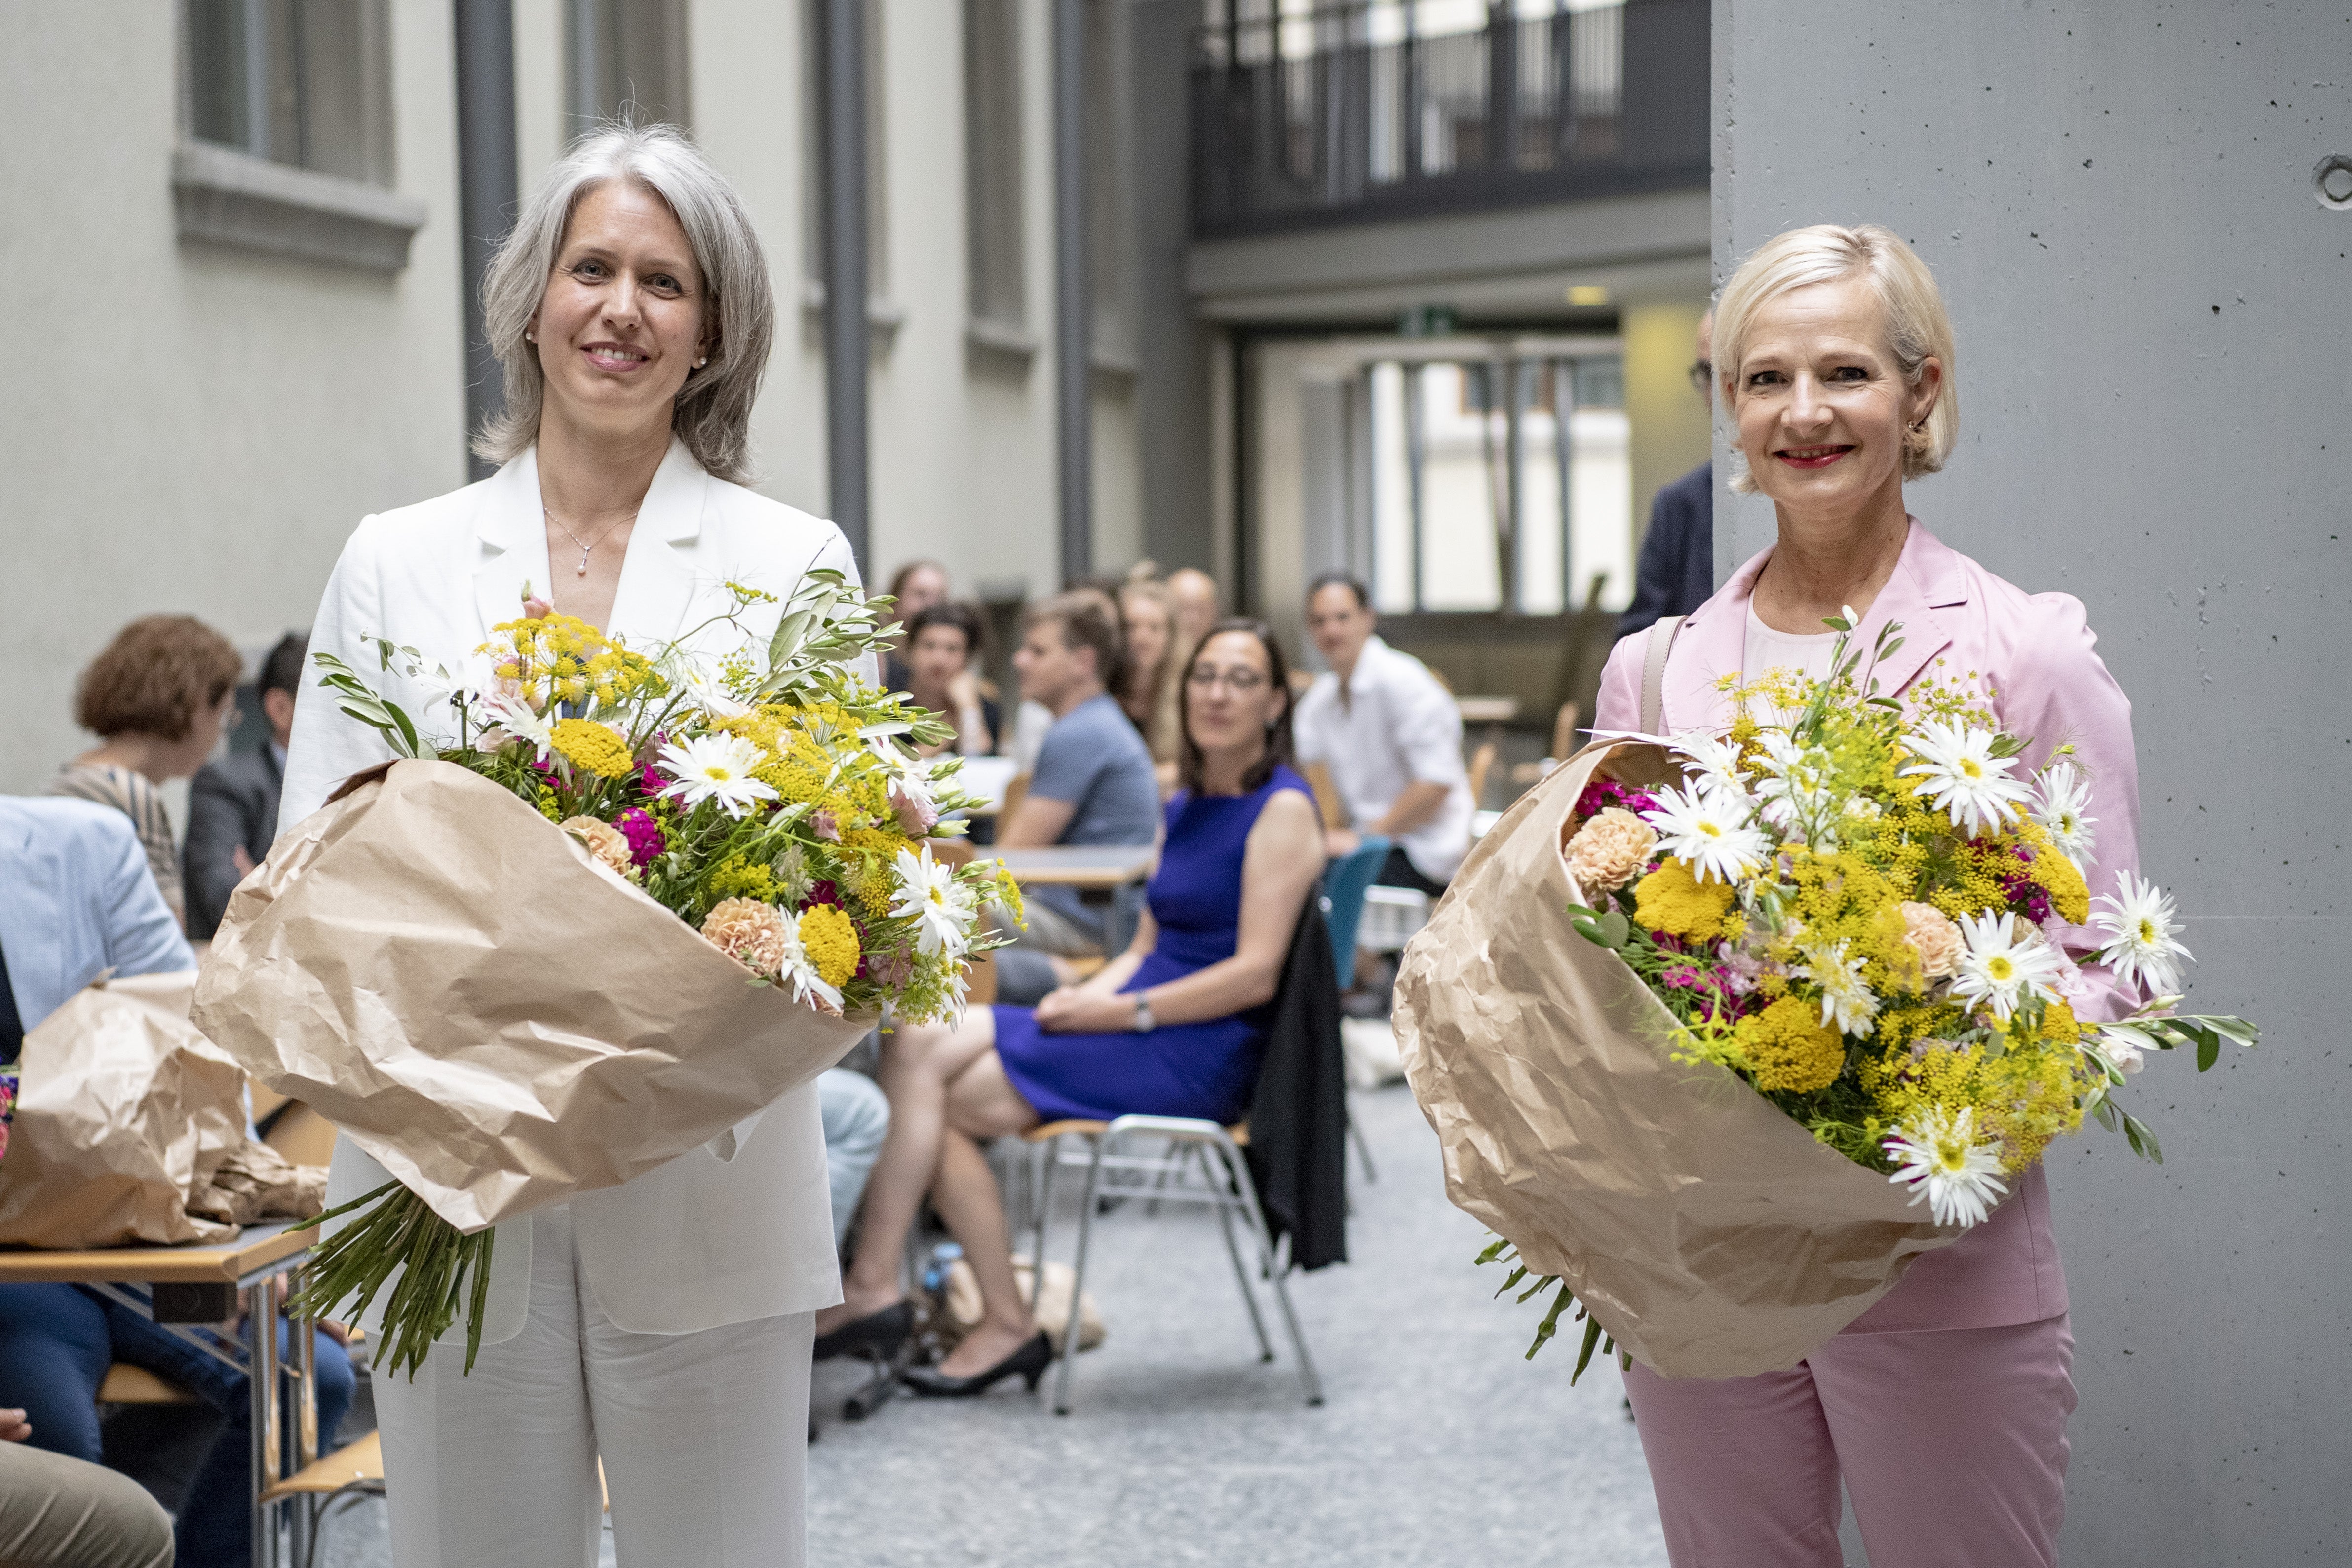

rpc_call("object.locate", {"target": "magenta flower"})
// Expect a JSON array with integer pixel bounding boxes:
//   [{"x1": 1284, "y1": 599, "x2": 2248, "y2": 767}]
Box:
[{"x1": 615, "y1": 808, "x2": 666, "y2": 869}]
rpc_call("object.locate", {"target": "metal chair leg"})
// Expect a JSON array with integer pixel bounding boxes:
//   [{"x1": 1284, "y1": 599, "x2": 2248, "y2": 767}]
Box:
[
  {"x1": 1029, "y1": 1131, "x2": 1058, "y2": 1273},
  {"x1": 1346, "y1": 1102, "x2": 1378, "y2": 1184},
  {"x1": 1203, "y1": 1144, "x2": 1275, "y2": 1361},
  {"x1": 1051, "y1": 1133, "x2": 1109, "y2": 1415},
  {"x1": 1215, "y1": 1136, "x2": 1325, "y2": 1406}
]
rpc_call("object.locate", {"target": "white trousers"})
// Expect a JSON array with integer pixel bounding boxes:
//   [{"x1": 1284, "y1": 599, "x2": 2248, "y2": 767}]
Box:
[{"x1": 374, "y1": 1204, "x2": 814, "y2": 1568}]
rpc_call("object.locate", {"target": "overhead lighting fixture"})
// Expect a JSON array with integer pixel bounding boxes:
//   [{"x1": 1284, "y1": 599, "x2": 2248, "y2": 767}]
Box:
[{"x1": 1565, "y1": 285, "x2": 1610, "y2": 307}]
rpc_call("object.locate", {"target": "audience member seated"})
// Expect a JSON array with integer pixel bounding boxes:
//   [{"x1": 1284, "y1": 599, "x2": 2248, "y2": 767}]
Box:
[
  {"x1": 0, "y1": 795, "x2": 355, "y2": 1568},
  {"x1": 1116, "y1": 574, "x2": 1184, "y2": 783},
  {"x1": 46, "y1": 616, "x2": 245, "y2": 931},
  {"x1": 880, "y1": 558, "x2": 952, "y2": 694},
  {"x1": 1293, "y1": 573, "x2": 1472, "y2": 897},
  {"x1": 183, "y1": 630, "x2": 307, "y2": 940},
  {"x1": 814, "y1": 621, "x2": 1324, "y2": 1393},
  {"x1": 1166, "y1": 566, "x2": 1222, "y2": 653},
  {"x1": 898, "y1": 603, "x2": 999, "y2": 759},
  {"x1": 0, "y1": 1405, "x2": 173, "y2": 1568},
  {"x1": 818, "y1": 1068, "x2": 890, "y2": 1254},
  {"x1": 991, "y1": 593, "x2": 1159, "y2": 1005}
]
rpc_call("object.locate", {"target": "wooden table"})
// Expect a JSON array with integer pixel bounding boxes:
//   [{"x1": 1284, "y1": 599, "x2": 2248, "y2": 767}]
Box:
[
  {"x1": 989, "y1": 844, "x2": 1157, "y2": 891},
  {"x1": 1453, "y1": 695, "x2": 1521, "y2": 726},
  {"x1": 0, "y1": 1223, "x2": 322, "y2": 1568}
]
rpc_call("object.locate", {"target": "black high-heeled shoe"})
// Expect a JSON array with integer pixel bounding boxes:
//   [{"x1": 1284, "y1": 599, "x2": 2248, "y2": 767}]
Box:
[
  {"x1": 812, "y1": 1300, "x2": 914, "y2": 1362},
  {"x1": 900, "y1": 1330, "x2": 1053, "y2": 1398}
]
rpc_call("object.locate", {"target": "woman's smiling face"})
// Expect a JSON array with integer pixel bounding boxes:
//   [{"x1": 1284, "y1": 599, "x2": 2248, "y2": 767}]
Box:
[
  {"x1": 530, "y1": 179, "x2": 709, "y2": 443},
  {"x1": 1731, "y1": 276, "x2": 1940, "y2": 518}
]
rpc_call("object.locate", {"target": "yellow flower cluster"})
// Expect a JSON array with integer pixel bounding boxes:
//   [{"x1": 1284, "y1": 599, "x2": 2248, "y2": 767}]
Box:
[
  {"x1": 1633, "y1": 861, "x2": 1735, "y2": 941},
  {"x1": 550, "y1": 718, "x2": 635, "y2": 779},
  {"x1": 705, "y1": 854, "x2": 778, "y2": 904},
  {"x1": 797, "y1": 904, "x2": 862, "y2": 987},
  {"x1": 1735, "y1": 997, "x2": 1846, "y2": 1093},
  {"x1": 486, "y1": 613, "x2": 661, "y2": 710}
]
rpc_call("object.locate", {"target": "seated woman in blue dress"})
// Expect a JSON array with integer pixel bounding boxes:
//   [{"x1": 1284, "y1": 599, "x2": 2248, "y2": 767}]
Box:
[{"x1": 815, "y1": 620, "x2": 1326, "y2": 1394}]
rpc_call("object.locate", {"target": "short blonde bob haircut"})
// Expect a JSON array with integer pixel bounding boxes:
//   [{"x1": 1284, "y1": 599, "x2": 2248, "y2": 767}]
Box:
[
  {"x1": 473, "y1": 123, "x2": 776, "y2": 485},
  {"x1": 1713, "y1": 223, "x2": 1957, "y2": 495}
]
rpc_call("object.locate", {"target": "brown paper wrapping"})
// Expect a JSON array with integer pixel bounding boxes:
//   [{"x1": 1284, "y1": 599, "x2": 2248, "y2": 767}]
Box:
[
  {"x1": 191, "y1": 760, "x2": 875, "y2": 1233},
  {"x1": 1394, "y1": 740, "x2": 1964, "y2": 1379},
  {"x1": 0, "y1": 973, "x2": 257, "y2": 1247}
]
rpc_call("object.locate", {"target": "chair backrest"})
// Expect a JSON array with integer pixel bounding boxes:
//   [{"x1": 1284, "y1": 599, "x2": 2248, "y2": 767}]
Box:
[
  {"x1": 1299, "y1": 760, "x2": 1348, "y2": 830},
  {"x1": 999, "y1": 770, "x2": 1031, "y2": 824},
  {"x1": 1466, "y1": 741, "x2": 1498, "y2": 810},
  {"x1": 1318, "y1": 836, "x2": 1391, "y2": 989},
  {"x1": 1550, "y1": 699, "x2": 1582, "y2": 764}
]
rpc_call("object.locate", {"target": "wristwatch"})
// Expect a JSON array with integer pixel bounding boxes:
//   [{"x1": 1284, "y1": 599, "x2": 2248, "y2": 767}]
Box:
[{"x1": 1131, "y1": 993, "x2": 1157, "y2": 1033}]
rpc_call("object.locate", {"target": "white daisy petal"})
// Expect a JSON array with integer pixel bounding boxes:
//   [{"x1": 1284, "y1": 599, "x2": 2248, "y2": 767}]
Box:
[
  {"x1": 657, "y1": 733, "x2": 779, "y2": 818},
  {"x1": 1884, "y1": 1106, "x2": 2009, "y2": 1228},
  {"x1": 1794, "y1": 938, "x2": 1880, "y2": 1036},
  {"x1": 2089, "y1": 870, "x2": 2193, "y2": 998},
  {"x1": 1949, "y1": 910, "x2": 2065, "y2": 1024},
  {"x1": 889, "y1": 846, "x2": 975, "y2": 958},
  {"x1": 1639, "y1": 783, "x2": 1769, "y2": 885},
  {"x1": 2029, "y1": 761, "x2": 2098, "y2": 871},
  {"x1": 1898, "y1": 719, "x2": 2032, "y2": 839}
]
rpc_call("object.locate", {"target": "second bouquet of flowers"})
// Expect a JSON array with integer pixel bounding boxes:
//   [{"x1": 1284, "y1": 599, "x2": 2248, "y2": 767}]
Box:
[
  {"x1": 1395, "y1": 617, "x2": 2252, "y2": 1380},
  {"x1": 193, "y1": 572, "x2": 1017, "y2": 1376}
]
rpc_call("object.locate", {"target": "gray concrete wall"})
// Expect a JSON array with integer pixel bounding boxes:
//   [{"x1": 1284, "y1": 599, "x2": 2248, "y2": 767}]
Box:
[{"x1": 1715, "y1": 3, "x2": 2351, "y2": 1562}]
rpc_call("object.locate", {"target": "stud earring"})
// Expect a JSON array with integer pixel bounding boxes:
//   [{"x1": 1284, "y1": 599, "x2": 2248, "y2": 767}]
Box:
[{"x1": 696, "y1": 356, "x2": 708, "y2": 367}]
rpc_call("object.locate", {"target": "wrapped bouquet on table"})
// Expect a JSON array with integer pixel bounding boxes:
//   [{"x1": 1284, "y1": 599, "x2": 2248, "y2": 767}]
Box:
[
  {"x1": 193, "y1": 572, "x2": 1017, "y2": 1375},
  {"x1": 1395, "y1": 616, "x2": 2255, "y2": 1380}
]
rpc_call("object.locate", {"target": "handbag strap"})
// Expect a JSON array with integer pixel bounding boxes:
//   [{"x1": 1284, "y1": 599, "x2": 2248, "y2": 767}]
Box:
[{"x1": 1639, "y1": 614, "x2": 1685, "y2": 736}]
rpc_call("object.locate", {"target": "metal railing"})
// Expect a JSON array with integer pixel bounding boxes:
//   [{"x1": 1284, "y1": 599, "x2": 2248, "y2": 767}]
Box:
[{"x1": 1191, "y1": 0, "x2": 1706, "y2": 238}]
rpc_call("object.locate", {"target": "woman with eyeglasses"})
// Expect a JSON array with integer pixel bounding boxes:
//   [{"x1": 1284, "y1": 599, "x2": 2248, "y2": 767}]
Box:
[{"x1": 814, "y1": 620, "x2": 1326, "y2": 1395}]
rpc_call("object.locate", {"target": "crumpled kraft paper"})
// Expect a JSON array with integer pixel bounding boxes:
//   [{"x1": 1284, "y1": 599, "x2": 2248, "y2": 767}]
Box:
[
  {"x1": 1394, "y1": 740, "x2": 1966, "y2": 1380},
  {"x1": 0, "y1": 972, "x2": 270, "y2": 1247},
  {"x1": 191, "y1": 760, "x2": 875, "y2": 1234}
]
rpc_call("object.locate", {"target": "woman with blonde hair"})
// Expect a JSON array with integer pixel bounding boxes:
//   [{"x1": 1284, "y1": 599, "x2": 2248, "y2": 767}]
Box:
[
  {"x1": 47, "y1": 615, "x2": 244, "y2": 929},
  {"x1": 280, "y1": 123, "x2": 860, "y2": 1568},
  {"x1": 1116, "y1": 572, "x2": 1185, "y2": 777},
  {"x1": 1591, "y1": 223, "x2": 2143, "y2": 1568}
]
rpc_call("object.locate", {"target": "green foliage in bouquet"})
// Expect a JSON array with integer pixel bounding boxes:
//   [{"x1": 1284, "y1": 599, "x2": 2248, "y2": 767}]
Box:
[{"x1": 292, "y1": 573, "x2": 1018, "y2": 1376}]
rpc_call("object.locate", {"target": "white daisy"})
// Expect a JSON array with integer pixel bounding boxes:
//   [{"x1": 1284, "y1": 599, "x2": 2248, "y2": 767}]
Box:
[
  {"x1": 1670, "y1": 732, "x2": 1750, "y2": 801},
  {"x1": 1795, "y1": 938, "x2": 1881, "y2": 1036},
  {"x1": 1949, "y1": 910, "x2": 2065, "y2": 1024},
  {"x1": 2090, "y1": 870, "x2": 2194, "y2": 998},
  {"x1": 2029, "y1": 761, "x2": 2098, "y2": 870},
  {"x1": 679, "y1": 658, "x2": 754, "y2": 720},
  {"x1": 1883, "y1": 1106, "x2": 2010, "y2": 1228},
  {"x1": 482, "y1": 692, "x2": 557, "y2": 762},
  {"x1": 890, "y1": 846, "x2": 975, "y2": 958},
  {"x1": 1639, "y1": 783, "x2": 1769, "y2": 885},
  {"x1": 1750, "y1": 731, "x2": 1832, "y2": 834},
  {"x1": 656, "y1": 733, "x2": 779, "y2": 818},
  {"x1": 1898, "y1": 719, "x2": 2032, "y2": 839},
  {"x1": 772, "y1": 918, "x2": 844, "y2": 1014}
]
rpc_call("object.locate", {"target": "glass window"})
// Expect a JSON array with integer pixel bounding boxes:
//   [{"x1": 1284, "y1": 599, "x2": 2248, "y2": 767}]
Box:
[
  {"x1": 183, "y1": 0, "x2": 394, "y2": 185},
  {"x1": 1365, "y1": 353, "x2": 1631, "y2": 614},
  {"x1": 964, "y1": 0, "x2": 1025, "y2": 329},
  {"x1": 566, "y1": 0, "x2": 691, "y2": 129},
  {"x1": 1086, "y1": 0, "x2": 1132, "y2": 359}
]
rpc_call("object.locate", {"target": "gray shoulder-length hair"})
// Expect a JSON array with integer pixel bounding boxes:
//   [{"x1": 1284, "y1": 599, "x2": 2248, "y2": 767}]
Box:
[{"x1": 472, "y1": 123, "x2": 776, "y2": 485}]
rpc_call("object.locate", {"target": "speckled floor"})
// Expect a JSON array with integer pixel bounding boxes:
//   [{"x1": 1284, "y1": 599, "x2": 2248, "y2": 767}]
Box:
[{"x1": 308, "y1": 1069, "x2": 1669, "y2": 1568}]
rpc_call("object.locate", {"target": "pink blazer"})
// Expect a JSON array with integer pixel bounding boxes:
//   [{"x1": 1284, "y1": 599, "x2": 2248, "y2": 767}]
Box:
[{"x1": 1594, "y1": 520, "x2": 2144, "y2": 1333}]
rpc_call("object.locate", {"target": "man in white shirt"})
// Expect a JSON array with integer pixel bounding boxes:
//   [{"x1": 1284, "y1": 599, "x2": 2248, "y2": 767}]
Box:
[{"x1": 1293, "y1": 574, "x2": 1473, "y2": 896}]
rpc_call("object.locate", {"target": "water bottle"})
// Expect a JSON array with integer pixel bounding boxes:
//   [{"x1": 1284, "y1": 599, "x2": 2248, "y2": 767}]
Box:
[{"x1": 922, "y1": 1240, "x2": 964, "y2": 1303}]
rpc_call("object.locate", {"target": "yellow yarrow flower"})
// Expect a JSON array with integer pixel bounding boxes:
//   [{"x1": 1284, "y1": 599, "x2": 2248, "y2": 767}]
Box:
[
  {"x1": 549, "y1": 718, "x2": 635, "y2": 779},
  {"x1": 798, "y1": 904, "x2": 862, "y2": 987},
  {"x1": 1632, "y1": 859, "x2": 1735, "y2": 942},
  {"x1": 1734, "y1": 996, "x2": 1847, "y2": 1093}
]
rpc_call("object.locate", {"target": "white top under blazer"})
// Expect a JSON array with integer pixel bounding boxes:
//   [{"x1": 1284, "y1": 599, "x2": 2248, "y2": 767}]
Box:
[{"x1": 279, "y1": 439, "x2": 869, "y2": 1342}]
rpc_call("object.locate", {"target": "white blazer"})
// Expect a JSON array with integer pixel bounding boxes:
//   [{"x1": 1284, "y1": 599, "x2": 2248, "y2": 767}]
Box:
[{"x1": 280, "y1": 440, "x2": 868, "y2": 1340}]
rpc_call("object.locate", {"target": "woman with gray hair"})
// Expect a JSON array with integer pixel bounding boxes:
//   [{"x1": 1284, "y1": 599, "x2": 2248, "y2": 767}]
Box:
[
  {"x1": 1591, "y1": 223, "x2": 2142, "y2": 1568},
  {"x1": 279, "y1": 124, "x2": 860, "y2": 1568}
]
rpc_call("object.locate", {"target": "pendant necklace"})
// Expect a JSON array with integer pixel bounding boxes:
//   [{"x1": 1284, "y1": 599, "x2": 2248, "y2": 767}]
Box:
[{"x1": 544, "y1": 504, "x2": 636, "y2": 576}]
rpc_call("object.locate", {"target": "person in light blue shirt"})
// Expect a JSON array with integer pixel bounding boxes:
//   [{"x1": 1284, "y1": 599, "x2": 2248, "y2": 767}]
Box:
[
  {"x1": 0, "y1": 797, "x2": 191, "y2": 1034},
  {"x1": 992, "y1": 592, "x2": 1160, "y2": 1003}
]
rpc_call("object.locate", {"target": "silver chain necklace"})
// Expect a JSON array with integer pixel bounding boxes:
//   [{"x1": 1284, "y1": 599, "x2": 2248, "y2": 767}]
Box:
[{"x1": 543, "y1": 504, "x2": 636, "y2": 576}]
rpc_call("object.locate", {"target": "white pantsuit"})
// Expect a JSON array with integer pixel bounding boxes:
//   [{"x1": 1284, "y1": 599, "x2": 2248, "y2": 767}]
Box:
[{"x1": 281, "y1": 441, "x2": 869, "y2": 1568}]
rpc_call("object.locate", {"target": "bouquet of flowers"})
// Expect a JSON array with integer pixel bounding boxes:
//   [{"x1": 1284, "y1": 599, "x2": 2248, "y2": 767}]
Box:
[
  {"x1": 1396, "y1": 614, "x2": 2254, "y2": 1380},
  {"x1": 195, "y1": 572, "x2": 1016, "y2": 1375}
]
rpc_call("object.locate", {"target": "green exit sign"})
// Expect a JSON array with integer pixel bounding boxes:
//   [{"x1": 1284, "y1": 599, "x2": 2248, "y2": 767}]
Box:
[{"x1": 1397, "y1": 304, "x2": 1458, "y2": 338}]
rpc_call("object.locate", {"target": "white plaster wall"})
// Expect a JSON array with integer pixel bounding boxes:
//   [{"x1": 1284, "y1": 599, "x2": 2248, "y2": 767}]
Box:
[
  {"x1": 0, "y1": 1, "x2": 469, "y2": 797},
  {"x1": 1715, "y1": 4, "x2": 2352, "y2": 1561}
]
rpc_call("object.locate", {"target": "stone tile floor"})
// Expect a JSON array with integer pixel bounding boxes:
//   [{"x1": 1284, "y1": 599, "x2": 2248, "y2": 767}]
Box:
[{"x1": 311, "y1": 1067, "x2": 1669, "y2": 1567}]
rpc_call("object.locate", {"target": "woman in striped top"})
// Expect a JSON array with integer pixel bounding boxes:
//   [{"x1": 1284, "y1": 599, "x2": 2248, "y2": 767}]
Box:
[{"x1": 46, "y1": 616, "x2": 243, "y2": 930}]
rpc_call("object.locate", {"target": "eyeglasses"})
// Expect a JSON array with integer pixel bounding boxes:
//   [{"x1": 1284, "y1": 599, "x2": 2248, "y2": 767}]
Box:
[
  {"x1": 1687, "y1": 359, "x2": 1713, "y2": 393},
  {"x1": 1186, "y1": 665, "x2": 1268, "y2": 694}
]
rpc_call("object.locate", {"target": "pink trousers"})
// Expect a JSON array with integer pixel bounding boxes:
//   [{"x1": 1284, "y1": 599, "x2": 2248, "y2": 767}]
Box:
[{"x1": 1621, "y1": 1314, "x2": 2076, "y2": 1568}]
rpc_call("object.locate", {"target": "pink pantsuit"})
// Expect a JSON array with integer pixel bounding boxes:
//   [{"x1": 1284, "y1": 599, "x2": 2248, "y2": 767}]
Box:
[{"x1": 1593, "y1": 521, "x2": 2143, "y2": 1568}]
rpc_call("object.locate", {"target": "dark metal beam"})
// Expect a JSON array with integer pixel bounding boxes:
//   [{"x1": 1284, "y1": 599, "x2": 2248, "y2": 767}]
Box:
[
  {"x1": 1052, "y1": 0, "x2": 1090, "y2": 585},
  {"x1": 819, "y1": 0, "x2": 870, "y2": 568},
  {"x1": 454, "y1": 0, "x2": 519, "y2": 479}
]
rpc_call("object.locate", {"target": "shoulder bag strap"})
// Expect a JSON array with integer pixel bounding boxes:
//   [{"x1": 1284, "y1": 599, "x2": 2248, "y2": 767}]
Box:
[{"x1": 1639, "y1": 614, "x2": 1686, "y2": 736}]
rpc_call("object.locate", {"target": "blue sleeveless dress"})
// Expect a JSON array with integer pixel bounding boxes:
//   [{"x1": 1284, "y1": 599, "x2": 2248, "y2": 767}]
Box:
[{"x1": 993, "y1": 765, "x2": 1313, "y2": 1126}]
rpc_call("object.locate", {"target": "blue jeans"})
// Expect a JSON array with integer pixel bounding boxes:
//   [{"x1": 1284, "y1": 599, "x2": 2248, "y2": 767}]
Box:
[
  {"x1": 818, "y1": 1068, "x2": 890, "y2": 1250},
  {"x1": 0, "y1": 1282, "x2": 355, "y2": 1568}
]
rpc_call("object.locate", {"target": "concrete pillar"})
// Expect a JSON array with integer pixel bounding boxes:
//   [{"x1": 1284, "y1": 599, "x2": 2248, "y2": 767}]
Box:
[{"x1": 1620, "y1": 298, "x2": 1712, "y2": 579}]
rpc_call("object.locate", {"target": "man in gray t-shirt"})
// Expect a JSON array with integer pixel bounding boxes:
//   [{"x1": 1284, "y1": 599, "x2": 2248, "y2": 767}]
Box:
[{"x1": 994, "y1": 594, "x2": 1159, "y2": 998}]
